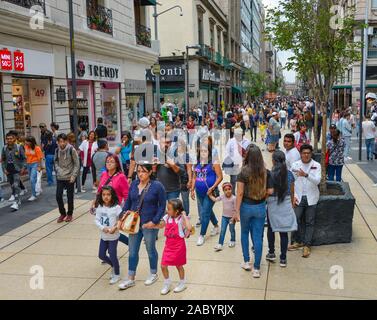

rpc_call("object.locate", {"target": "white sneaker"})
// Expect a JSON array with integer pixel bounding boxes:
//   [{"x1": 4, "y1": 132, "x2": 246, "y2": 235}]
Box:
[
  {"x1": 241, "y1": 262, "x2": 252, "y2": 271},
  {"x1": 214, "y1": 244, "x2": 223, "y2": 252},
  {"x1": 196, "y1": 235, "x2": 205, "y2": 246},
  {"x1": 8, "y1": 195, "x2": 15, "y2": 202},
  {"x1": 63, "y1": 190, "x2": 67, "y2": 195},
  {"x1": 10, "y1": 202, "x2": 19, "y2": 211},
  {"x1": 109, "y1": 274, "x2": 121, "y2": 285},
  {"x1": 174, "y1": 282, "x2": 187, "y2": 293},
  {"x1": 252, "y1": 269, "x2": 261, "y2": 278},
  {"x1": 118, "y1": 279, "x2": 136, "y2": 290},
  {"x1": 144, "y1": 274, "x2": 158, "y2": 286},
  {"x1": 160, "y1": 282, "x2": 171, "y2": 295},
  {"x1": 28, "y1": 196, "x2": 37, "y2": 202},
  {"x1": 75, "y1": 189, "x2": 78, "y2": 194},
  {"x1": 228, "y1": 241, "x2": 236, "y2": 248},
  {"x1": 36, "y1": 192, "x2": 41, "y2": 196},
  {"x1": 20, "y1": 189, "x2": 27, "y2": 196},
  {"x1": 81, "y1": 187, "x2": 86, "y2": 193},
  {"x1": 210, "y1": 226, "x2": 220, "y2": 236}
]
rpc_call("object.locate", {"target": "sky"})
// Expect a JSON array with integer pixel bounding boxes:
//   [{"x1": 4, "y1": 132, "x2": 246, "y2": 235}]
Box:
[{"x1": 262, "y1": 0, "x2": 296, "y2": 83}]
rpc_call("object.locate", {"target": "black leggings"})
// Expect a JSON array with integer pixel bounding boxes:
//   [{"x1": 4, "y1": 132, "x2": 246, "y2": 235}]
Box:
[
  {"x1": 267, "y1": 215, "x2": 288, "y2": 260},
  {"x1": 82, "y1": 166, "x2": 96, "y2": 187},
  {"x1": 250, "y1": 126, "x2": 257, "y2": 141}
]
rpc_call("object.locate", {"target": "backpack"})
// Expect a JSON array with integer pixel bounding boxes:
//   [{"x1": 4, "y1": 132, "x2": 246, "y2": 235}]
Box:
[{"x1": 55, "y1": 146, "x2": 73, "y2": 162}]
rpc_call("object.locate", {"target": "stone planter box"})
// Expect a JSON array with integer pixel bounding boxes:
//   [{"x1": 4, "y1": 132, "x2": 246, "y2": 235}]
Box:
[{"x1": 312, "y1": 181, "x2": 355, "y2": 246}]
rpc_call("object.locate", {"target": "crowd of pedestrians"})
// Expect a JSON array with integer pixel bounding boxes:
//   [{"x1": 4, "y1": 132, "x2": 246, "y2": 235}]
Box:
[{"x1": 1, "y1": 96, "x2": 376, "y2": 295}]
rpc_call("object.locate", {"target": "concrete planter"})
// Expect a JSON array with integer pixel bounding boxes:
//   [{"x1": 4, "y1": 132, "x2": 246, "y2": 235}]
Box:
[{"x1": 312, "y1": 181, "x2": 355, "y2": 246}]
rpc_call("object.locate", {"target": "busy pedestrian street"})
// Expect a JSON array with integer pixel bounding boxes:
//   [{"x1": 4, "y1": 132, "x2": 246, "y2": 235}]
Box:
[
  {"x1": 1, "y1": 0, "x2": 377, "y2": 307},
  {"x1": 0, "y1": 129, "x2": 377, "y2": 300}
]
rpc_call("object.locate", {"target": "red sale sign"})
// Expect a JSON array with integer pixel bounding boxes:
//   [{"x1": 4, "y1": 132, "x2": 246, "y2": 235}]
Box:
[
  {"x1": 14, "y1": 51, "x2": 24, "y2": 72},
  {"x1": 0, "y1": 49, "x2": 12, "y2": 71}
]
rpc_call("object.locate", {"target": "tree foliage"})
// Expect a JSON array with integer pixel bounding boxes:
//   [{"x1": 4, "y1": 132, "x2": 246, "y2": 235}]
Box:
[{"x1": 265, "y1": 0, "x2": 362, "y2": 191}]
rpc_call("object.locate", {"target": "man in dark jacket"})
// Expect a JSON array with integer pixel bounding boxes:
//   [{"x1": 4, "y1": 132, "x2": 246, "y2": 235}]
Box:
[
  {"x1": 95, "y1": 117, "x2": 108, "y2": 140},
  {"x1": 1, "y1": 132, "x2": 26, "y2": 211}
]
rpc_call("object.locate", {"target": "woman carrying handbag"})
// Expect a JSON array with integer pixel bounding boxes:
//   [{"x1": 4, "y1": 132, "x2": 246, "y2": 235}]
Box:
[{"x1": 118, "y1": 164, "x2": 166, "y2": 291}]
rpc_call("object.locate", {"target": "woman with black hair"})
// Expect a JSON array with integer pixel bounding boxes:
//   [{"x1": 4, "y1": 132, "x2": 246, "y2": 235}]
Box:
[
  {"x1": 191, "y1": 139, "x2": 223, "y2": 246},
  {"x1": 24, "y1": 136, "x2": 44, "y2": 201},
  {"x1": 266, "y1": 150, "x2": 297, "y2": 268}
]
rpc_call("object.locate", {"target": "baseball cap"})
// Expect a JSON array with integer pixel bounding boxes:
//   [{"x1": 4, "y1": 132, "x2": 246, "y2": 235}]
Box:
[
  {"x1": 272, "y1": 112, "x2": 278, "y2": 116},
  {"x1": 138, "y1": 117, "x2": 150, "y2": 129},
  {"x1": 39, "y1": 123, "x2": 47, "y2": 128}
]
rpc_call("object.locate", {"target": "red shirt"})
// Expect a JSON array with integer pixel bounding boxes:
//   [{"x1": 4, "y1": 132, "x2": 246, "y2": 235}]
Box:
[{"x1": 86, "y1": 142, "x2": 93, "y2": 168}]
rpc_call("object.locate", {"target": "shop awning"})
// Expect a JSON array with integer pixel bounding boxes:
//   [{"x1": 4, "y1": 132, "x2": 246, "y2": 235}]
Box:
[
  {"x1": 332, "y1": 85, "x2": 352, "y2": 89},
  {"x1": 366, "y1": 84, "x2": 377, "y2": 88},
  {"x1": 153, "y1": 87, "x2": 185, "y2": 94},
  {"x1": 139, "y1": 0, "x2": 157, "y2": 6},
  {"x1": 232, "y1": 86, "x2": 244, "y2": 94},
  {"x1": 200, "y1": 84, "x2": 219, "y2": 91},
  {"x1": 139, "y1": 0, "x2": 157, "y2": 5}
]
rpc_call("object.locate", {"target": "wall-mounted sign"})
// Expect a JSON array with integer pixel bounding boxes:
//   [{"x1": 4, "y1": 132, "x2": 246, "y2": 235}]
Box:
[
  {"x1": 125, "y1": 79, "x2": 147, "y2": 93},
  {"x1": 200, "y1": 67, "x2": 221, "y2": 84},
  {"x1": 0, "y1": 45, "x2": 54, "y2": 76},
  {"x1": 146, "y1": 62, "x2": 185, "y2": 82},
  {"x1": 14, "y1": 51, "x2": 25, "y2": 72},
  {"x1": 56, "y1": 87, "x2": 66, "y2": 103},
  {"x1": 0, "y1": 49, "x2": 12, "y2": 71},
  {"x1": 67, "y1": 57, "x2": 123, "y2": 83}
]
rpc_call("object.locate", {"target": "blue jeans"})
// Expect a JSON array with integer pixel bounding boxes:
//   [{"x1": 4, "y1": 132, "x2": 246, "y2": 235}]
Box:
[
  {"x1": 196, "y1": 192, "x2": 218, "y2": 236},
  {"x1": 166, "y1": 191, "x2": 180, "y2": 201},
  {"x1": 26, "y1": 162, "x2": 38, "y2": 197},
  {"x1": 240, "y1": 201, "x2": 266, "y2": 269},
  {"x1": 365, "y1": 138, "x2": 375, "y2": 160},
  {"x1": 99, "y1": 239, "x2": 119, "y2": 275},
  {"x1": 45, "y1": 154, "x2": 55, "y2": 186},
  {"x1": 343, "y1": 136, "x2": 351, "y2": 158},
  {"x1": 128, "y1": 228, "x2": 159, "y2": 277},
  {"x1": 181, "y1": 190, "x2": 190, "y2": 216},
  {"x1": 328, "y1": 165, "x2": 343, "y2": 182},
  {"x1": 218, "y1": 216, "x2": 236, "y2": 245}
]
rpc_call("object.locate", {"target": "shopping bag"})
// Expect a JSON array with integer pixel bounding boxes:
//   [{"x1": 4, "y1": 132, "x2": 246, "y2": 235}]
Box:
[{"x1": 36, "y1": 171, "x2": 43, "y2": 195}]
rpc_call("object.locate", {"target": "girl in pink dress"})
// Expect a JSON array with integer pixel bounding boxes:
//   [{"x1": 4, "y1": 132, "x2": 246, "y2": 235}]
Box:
[{"x1": 156, "y1": 199, "x2": 191, "y2": 295}]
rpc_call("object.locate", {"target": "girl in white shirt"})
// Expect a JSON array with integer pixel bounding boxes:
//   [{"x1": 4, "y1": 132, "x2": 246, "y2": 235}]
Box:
[{"x1": 95, "y1": 186, "x2": 122, "y2": 285}]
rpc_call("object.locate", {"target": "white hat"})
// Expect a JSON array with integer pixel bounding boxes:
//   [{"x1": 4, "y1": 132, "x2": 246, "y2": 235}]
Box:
[
  {"x1": 272, "y1": 112, "x2": 278, "y2": 116},
  {"x1": 138, "y1": 117, "x2": 150, "y2": 129}
]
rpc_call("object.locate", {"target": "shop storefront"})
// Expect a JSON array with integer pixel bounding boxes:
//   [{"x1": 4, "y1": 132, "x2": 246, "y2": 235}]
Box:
[
  {"x1": 0, "y1": 45, "x2": 54, "y2": 143},
  {"x1": 332, "y1": 85, "x2": 352, "y2": 110},
  {"x1": 146, "y1": 61, "x2": 185, "y2": 110},
  {"x1": 125, "y1": 79, "x2": 147, "y2": 130},
  {"x1": 199, "y1": 64, "x2": 220, "y2": 108},
  {"x1": 67, "y1": 57, "x2": 122, "y2": 143}
]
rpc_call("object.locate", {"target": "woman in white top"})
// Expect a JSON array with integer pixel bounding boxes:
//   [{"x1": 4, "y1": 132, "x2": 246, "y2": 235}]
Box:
[{"x1": 79, "y1": 131, "x2": 98, "y2": 192}]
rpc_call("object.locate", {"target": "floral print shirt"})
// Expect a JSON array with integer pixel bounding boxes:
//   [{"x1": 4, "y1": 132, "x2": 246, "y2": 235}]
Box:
[{"x1": 327, "y1": 138, "x2": 345, "y2": 166}]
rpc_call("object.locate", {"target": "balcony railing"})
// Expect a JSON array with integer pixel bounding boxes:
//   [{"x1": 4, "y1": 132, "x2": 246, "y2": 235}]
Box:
[
  {"x1": 136, "y1": 23, "x2": 151, "y2": 48},
  {"x1": 222, "y1": 56, "x2": 232, "y2": 69},
  {"x1": 87, "y1": 0, "x2": 113, "y2": 35},
  {"x1": 368, "y1": 49, "x2": 377, "y2": 58},
  {"x1": 215, "y1": 51, "x2": 222, "y2": 65},
  {"x1": 3, "y1": 0, "x2": 46, "y2": 13},
  {"x1": 199, "y1": 44, "x2": 214, "y2": 61}
]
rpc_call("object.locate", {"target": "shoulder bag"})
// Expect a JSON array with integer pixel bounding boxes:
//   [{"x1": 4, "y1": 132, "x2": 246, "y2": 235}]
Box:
[{"x1": 118, "y1": 182, "x2": 151, "y2": 235}]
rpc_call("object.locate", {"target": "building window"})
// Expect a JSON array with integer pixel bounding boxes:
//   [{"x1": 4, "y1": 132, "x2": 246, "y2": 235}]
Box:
[
  {"x1": 372, "y1": 0, "x2": 377, "y2": 9},
  {"x1": 210, "y1": 24, "x2": 215, "y2": 49},
  {"x1": 198, "y1": 16, "x2": 204, "y2": 45},
  {"x1": 217, "y1": 30, "x2": 222, "y2": 53}
]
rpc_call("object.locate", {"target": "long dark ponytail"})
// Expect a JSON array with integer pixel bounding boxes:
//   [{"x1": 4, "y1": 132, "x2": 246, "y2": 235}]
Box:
[{"x1": 271, "y1": 150, "x2": 288, "y2": 204}]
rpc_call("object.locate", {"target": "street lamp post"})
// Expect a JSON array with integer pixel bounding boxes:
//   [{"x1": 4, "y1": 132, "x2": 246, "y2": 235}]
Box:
[
  {"x1": 68, "y1": 0, "x2": 81, "y2": 192},
  {"x1": 153, "y1": 4, "x2": 183, "y2": 112},
  {"x1": 359, "y1": 0, "x2": 369, "y2": 161}
]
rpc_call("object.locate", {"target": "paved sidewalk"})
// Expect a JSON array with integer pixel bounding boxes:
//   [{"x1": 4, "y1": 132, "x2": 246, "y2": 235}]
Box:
[{"x1": 0, "y1": 132, "x2": 376, "y2": 300}]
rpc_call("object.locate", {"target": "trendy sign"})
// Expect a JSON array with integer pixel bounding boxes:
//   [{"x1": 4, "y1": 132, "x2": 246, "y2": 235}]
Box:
[
  {"x1": 0, "y1": 49, "x2": 13, "y2": 71},
  {"x1": 67, "y1": 57, "x2": 122, "y2": 83}
]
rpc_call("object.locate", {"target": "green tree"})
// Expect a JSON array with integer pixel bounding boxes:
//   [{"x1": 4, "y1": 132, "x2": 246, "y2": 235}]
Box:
[
  {"x1": 265, "y1": 0, "x2": 362, "y2": 192},
  {"x1": 243, "y1": 70, "x2": 268, "y2": 99}
]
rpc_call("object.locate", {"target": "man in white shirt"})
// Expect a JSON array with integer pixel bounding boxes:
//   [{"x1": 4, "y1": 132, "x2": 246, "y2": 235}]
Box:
[
  {"x1": 362, "y1": 114, "x2": 376, "y2": 161},
  {"x1": 289, "y1": 144, "x2": 321, "y2": 258},
  {"x1": 283, "y1": 133, "x2": 301, "y2": 170},
  {"x1": 279, "y1": 108, "x2": 287, "y2": 129},
  {"x1": 341, "y1": 113, "x2": 353, "y2": 160}
]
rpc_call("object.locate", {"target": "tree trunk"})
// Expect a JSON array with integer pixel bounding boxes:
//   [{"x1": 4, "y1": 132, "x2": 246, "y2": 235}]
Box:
[
  {"x1": 314, "y1": 94, "x2": 320, "y2": 152},
  {"x1": 320, "y1": 101, "x2": 328, "y2": 193}
]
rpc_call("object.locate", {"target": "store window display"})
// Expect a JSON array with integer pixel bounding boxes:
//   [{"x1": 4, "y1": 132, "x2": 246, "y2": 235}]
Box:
[{"x1": 101, "y1": 83, "x2": 120, "y2": 143}]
